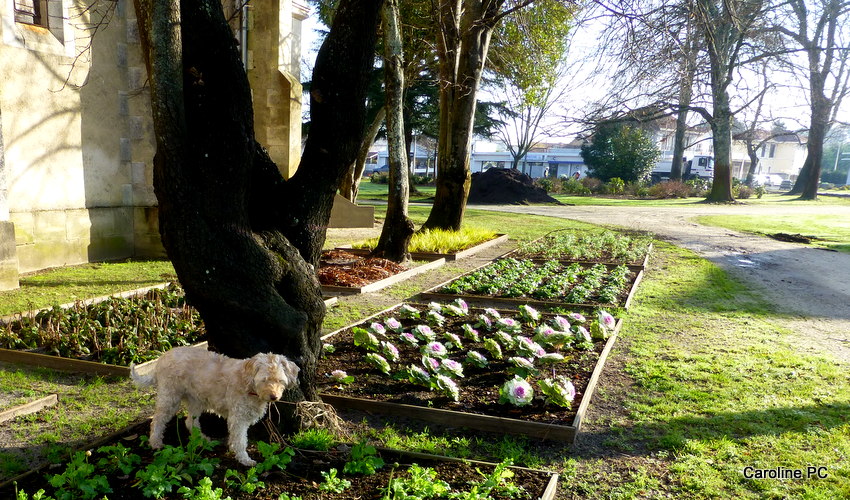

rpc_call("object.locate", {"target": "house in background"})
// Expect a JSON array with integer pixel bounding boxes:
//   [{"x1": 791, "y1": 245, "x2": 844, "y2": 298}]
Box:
[{"x1": 0, "y1": 0, "x2": 309, "y2": 291}]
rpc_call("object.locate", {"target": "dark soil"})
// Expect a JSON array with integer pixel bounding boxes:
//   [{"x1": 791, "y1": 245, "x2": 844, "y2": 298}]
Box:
[
  {"x1": 468, "y1": 169, "x2": 562, "y2": 205},
  {"x1": 769, "y1": 232, "x2": 816, "y2": 244},
  {"x1": 4, "y1": 420, "x2": 552, "y2": 500},
  {"x1": 318, "y1": 306, "x2": 609, "y2": 425},
  {"x1": 319, "y1": 250, "x2": 407, "y2": 287}
]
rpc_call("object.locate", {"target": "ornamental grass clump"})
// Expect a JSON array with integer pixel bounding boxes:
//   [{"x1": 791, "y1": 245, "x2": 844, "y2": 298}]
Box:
[{"x1": 353, "y1": 226, "x2": 498, "y2": 254}]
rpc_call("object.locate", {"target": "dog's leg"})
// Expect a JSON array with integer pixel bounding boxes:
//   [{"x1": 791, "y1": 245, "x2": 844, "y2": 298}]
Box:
[
  {"x1": 149, "y1": 393, "x2": 181, "y2": 449},
  {"x1": 227, "y1": 419, "x2": 256, "y2": 467},
  {"x1": 184, "y1": 398, "x2": 211, "y2": 441}
]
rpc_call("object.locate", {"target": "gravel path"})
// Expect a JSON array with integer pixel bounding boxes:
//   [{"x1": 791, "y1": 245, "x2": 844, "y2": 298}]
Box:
[{"x1": 474, "y1": 202, "x2": 850, "y2": 364}]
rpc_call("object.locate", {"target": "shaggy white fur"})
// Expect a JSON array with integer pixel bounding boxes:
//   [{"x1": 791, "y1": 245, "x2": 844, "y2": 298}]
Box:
[{"x1": 130, "y1": 346, "x2": 300, "y2": 466}]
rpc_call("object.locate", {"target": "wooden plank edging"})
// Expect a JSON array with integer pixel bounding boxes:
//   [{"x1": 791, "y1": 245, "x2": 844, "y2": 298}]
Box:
[{"x1": 0, "y1": 394, "x2": 59, "y2": 424}]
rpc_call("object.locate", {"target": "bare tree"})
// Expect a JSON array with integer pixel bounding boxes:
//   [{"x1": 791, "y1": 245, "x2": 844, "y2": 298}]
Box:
[{"x1": 774, "y1": 0, "x2": 850, "y2": 199}]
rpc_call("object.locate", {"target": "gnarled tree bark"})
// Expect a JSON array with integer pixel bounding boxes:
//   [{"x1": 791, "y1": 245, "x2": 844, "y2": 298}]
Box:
[{"x1": 133, "y1": 0, "x2": 383, "y2": 406}]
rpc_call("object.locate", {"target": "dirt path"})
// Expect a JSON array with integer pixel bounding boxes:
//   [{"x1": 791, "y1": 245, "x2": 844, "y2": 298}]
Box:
[{"x1": 475, "y1": 202, "x2": 850, "y2": 364}]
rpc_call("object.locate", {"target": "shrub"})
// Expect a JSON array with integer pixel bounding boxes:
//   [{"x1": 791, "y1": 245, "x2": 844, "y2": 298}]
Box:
[
  {"x1": 648, "y1": 180, "x2": 691, "y2": 199},
  {"x1": 536, "y1": 177, "x2": 556, "y2": 193},
  {"x1": 754, "y1": 185, "x2": 766, "y2": 198},
  {"x1": 580, "y1": 177, "x2": 604, "y2": 193},
  {"x1": 411, "y1": 174, "x2": 434, "y2": 185},
  {"x1": 607, "y1": 177, "x2": 625, "y2": 195},
  {"x1": 370, "y1": 172, "x2": 389, "y2": 184},
  {"x1": 735, "y1": 185, "x2": 753, "y2": 199},
  {"x1": 685, "y1": 178, "x2": 711, "y2": 197},
  {"x1": 580, "y1": 124, "x2": 661, "y2": 182},
  {"x1": 560, "y1": 177, "x2": 591, "y2": 195}
]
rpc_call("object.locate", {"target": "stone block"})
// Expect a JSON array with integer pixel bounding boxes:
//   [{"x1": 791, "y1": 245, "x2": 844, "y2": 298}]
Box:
[
  {"x1": 329, "y1": 194, "x2": 375, "y2": 229},
  {"x1": 0, "y1": 221, "x2": 19, "y2": 291}
]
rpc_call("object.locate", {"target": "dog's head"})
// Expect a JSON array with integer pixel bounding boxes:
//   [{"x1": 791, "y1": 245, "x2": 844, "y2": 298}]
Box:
[{"x1": 244, "y1": 353, "x2": 301, "y2": 402}]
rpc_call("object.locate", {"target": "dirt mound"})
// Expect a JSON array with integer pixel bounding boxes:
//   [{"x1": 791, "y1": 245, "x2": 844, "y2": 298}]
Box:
[{"x1": 467, "y1": 168, "x2": 561, "y2": 205}]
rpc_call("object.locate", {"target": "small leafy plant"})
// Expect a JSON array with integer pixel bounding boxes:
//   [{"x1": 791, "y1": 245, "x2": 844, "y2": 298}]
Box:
[
  {"x1": 318, "y1": 468, "x2": 351, "y2": 493},
  {"x1": 343, "y1": 441, "x2": 385, "y2": 475},
  {"x1": 288, "y1": 428, "x2": 336, "y2": 451}
]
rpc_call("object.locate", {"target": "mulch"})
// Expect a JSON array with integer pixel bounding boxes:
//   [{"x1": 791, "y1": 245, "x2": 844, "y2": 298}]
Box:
[{"x1": 318, "y1": 250, "x2": 407, "y2": 287}]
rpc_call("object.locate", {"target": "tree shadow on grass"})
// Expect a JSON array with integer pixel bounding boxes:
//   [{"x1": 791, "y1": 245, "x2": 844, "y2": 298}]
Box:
[{"x1": 572, "y1": 401, "x2": 850, "y2": 460}]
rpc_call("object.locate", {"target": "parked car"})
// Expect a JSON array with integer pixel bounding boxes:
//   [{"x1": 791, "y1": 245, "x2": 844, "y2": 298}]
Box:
[{"x1": 780, "y1": 179, "x2": 793, "y2": 190}]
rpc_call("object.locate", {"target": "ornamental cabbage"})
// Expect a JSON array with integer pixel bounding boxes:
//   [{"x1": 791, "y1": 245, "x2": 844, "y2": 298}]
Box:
[{"x1": 499, "y1": 376, "x2": 534, "y2": 407}]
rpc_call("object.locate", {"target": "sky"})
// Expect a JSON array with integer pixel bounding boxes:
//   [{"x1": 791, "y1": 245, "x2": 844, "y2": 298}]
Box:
[{"x1": 298, "y1": 7, "x2": 847, "y2": 149}]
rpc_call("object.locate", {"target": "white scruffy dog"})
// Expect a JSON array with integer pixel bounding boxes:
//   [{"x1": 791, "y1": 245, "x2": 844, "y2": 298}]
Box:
[{"x1": 130, "y1": 346, "x2": 300, "y2": 466}]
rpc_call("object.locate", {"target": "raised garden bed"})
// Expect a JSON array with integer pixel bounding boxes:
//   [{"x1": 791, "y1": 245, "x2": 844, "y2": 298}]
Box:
[
  {"x1": 505, "y1": 230, "x2": 653, "y2": 268},
  {"x1": 337, "y1": 233, "x2": 509, "y2": 262},
  {"x1": 318, "y1": 302, "x2": 621, "y2": 442},
  {"x1": 418, "y1": 258, "x2": 643, "y2": 310},
  {"x1": 2, "y1": 419, "x2": 559, "y2": 499},
  {"x1": 0, "y1": 285, "x2": 334, "y2": 376},
  {"x1": 319, "y1": 250, "x2": 445, "y2": 296}
]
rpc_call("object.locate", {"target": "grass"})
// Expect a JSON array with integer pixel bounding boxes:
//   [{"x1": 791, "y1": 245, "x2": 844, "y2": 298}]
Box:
[
  {"x1": 0, "y1": 260, "x2": 176, "y2": 316},
  {"x1": 696, "y1": 213, "x2": 850, "y2": 254},
  {"x1": 356, "y1": 182, "x2": 436, "y2": 202},
  {"x1": 2, "y1": 208, "x2": 849, "y2": 497},
  {"x1": 549, "y1": 192, "x2": 850, "y2": 207}
]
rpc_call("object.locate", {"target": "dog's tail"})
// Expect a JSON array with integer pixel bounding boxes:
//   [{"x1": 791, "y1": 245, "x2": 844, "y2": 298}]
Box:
[{"x1": 129, "y1": 363, "x2": 156, "y2": 388}]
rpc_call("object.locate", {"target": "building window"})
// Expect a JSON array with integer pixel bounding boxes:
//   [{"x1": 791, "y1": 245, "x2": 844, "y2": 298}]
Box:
[
  {"x1": 14, "y1": 0, "x2": 47, "y2": 27},
  {"x1": 769, "y1": 144, "x2": 776, "y2": 158}
]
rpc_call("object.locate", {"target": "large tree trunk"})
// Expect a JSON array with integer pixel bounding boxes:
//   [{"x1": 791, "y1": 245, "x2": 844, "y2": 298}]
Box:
[
  {"x1": 423, "y1": 0, "x2": 496, "y2": 231},
  {"x1": 788, "y1": 100, "x2": 830, "y2": 199},
  {"x1": 372, "y1": 0, "x2": 414, "y2": 261},
  {"x1": 340, "y1": 107, "x2": 386, "y2": 202},
  {"x1": 706, "y1": 96, "x2": 735, "y2": 202},
  {"x1": 134, "y1": 0, "x2": 383, "y2": 406}
]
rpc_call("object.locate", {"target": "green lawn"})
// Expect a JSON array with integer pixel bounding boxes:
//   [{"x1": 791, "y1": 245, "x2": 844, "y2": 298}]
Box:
[
  {"x1": 2, "y1": 210, "x2": 849, "y2": 497},
  {"x1": 356, "y1": 181, "x2": 436, "y2": 202},
  {"x1": 696, "y1": 213, "x2": 850, "y2": 254},
  {"x1": 551, "y1": 192, "x2": 850, "y2": 206},
  {"x1": 0, "y1": 260, "x2": 176, "y2": 316}
]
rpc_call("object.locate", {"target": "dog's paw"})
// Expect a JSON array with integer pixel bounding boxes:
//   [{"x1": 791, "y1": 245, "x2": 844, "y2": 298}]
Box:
[{"x1": 236, "y1": 455, "x2": 257, "y2": 467}]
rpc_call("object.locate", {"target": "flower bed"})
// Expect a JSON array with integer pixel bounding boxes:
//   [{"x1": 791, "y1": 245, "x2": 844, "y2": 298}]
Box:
[
  {"x1": 319, "y1": 250, "x2": 445, "y2": 296},
  {"x1": 3, "y1": 420, "x2": 558, "y2": 499},
  {"x1": 507, "y1": 230, "x2": 653, "y2": 267},
  {"x1": 419, "y1": 258, "x2": 643, "y2": 309},
  {"x1": 318, "y1": 302, "x2": 621, "y2": 442},
  {"x1": 338, "y1": 233, "x2": 509, "y2": 262},
  {"x1": 0, "y1": 284, "x2": 205, "y2": 368}
]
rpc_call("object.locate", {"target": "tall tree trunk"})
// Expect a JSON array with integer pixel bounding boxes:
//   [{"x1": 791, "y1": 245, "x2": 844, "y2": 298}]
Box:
[
  {"x1": 133, "y1": 0, "x2": 383, "y2": 406},
  {"x1": 372, "y1": 0, "x2": 414, "y2": 261},
  {"x1": 744, "y1": 144, "x2": 759, "y2": 186},
  {"x1": 706, "y1": 94, "x2": 735, "y2": 202},
  {"x1": 423, "y1": 0, "x2": 496, "y2": 231},
  {"x1": 340, "y1": 107, "x2": 386, "y2": 202},
  {"x1": 671, "y1": 40, "x2": 696, "y2": 181},
  {"x1": 789, "y1": 99, "x2": 830, "y2": 199}
]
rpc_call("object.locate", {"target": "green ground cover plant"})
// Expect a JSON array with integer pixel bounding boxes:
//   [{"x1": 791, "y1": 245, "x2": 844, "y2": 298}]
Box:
[
  {"x1": 696, "y1": 213, "x2": 850, "y2": 254},
  {"x1": 512, "y1": 229, "x2": 652, "y2": 263},
  {"x1": 0, "y1": 284, "x2": 205, "y2": 365},
  {"x1": 440, "y1": 259, "x2": 633, "y2": 305}
]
